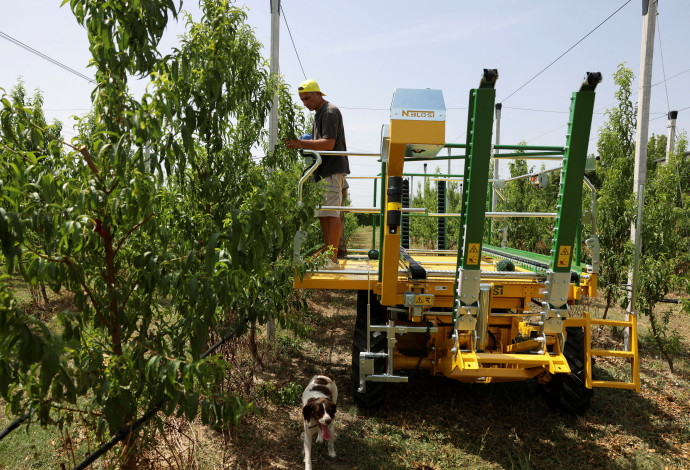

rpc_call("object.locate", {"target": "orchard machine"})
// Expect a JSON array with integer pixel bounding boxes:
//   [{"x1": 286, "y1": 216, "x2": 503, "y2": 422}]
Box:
[{"x1": 293, "y1": 70, "x2": 640, "y2": 412}]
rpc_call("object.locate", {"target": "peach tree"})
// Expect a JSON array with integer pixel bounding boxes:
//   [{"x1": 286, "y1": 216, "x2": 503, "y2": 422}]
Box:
[{"x1": 0, "y1": 0, "x2": 316, "y2": 465}]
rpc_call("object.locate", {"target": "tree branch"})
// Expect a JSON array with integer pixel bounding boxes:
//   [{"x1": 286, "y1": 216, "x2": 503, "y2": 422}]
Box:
[
  {"x1": 115, "y1": 212, "x2": 156, "y2": 255},
  {"x1": 105, "y1": 178, "x2": 120, "y2": 195},
  {"x1": 78, "y1": 145, "x2": 102, "y2": 178},
  {"x1": 21, "y1": 244, "x2": 110, "y2": 329},
  {"x1": 51, "y1": 403, "x2": 102, "y2": 417}
]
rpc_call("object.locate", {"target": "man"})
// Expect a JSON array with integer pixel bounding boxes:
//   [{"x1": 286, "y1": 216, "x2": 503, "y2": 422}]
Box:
[{"x1": 286, "y1": 79, "x2": 349, "y2": 267}]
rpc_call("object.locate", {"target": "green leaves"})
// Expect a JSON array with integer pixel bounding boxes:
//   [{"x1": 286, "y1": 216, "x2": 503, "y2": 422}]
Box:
[{"x1": 0, "y1": 0, "x2": 315, "y2": 461}]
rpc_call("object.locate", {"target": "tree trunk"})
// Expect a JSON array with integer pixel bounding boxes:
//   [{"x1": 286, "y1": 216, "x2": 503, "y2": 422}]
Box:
[
  {"x1": 248, "y1": 323, "x2": 264, "y2": 369},
  {"x1": 119, "y1": 431, "x2": 139, "y2": 470},
  {"x1": 602, "y1": 288, "x2": 612, "y2": 320},
  {"x1": 648, "y1": 306, "x2": 674, "y2": 373}
]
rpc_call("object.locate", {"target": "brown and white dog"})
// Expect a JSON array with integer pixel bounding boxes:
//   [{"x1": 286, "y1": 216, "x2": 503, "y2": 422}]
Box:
[{"x1": 302, "y1": 374, "x2": 338, "y2": 470}]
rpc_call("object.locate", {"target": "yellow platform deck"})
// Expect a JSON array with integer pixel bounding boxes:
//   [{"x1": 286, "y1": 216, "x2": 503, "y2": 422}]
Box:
[{"x1": 295, "y1": 250, "x2": 543, "y2": 291}]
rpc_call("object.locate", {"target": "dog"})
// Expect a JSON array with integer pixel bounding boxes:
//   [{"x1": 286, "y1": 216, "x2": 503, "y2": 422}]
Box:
[{"x1": 302, "y1": 374, "x2": 338, "y2": 470}]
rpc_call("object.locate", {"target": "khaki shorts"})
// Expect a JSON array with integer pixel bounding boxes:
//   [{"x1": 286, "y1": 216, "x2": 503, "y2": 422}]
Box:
[{"x1": 317, "y1": 173, "x2": 346, "y2": 218}]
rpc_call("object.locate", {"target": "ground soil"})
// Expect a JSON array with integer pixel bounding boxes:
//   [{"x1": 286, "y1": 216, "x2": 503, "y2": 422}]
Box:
[{"x1": 184, "y1": 289, "x2": 690, "y2": 470}]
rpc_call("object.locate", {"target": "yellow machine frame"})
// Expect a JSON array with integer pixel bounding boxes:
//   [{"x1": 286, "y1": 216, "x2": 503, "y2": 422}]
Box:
[{"x1": 294, "y1": 71, "x2": 640, "y2": 410}]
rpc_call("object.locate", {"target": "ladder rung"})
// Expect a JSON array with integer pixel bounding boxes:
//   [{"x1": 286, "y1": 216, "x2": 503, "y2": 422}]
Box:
[
  {"x1": 591, "y1": 349, "x2": 635, "y2": 358},
  {"x1": 589, "y1": 319, "x2": 633, "y2": 328},
  {"x1": 591, "y1": 380, "x2": 637, "y2": 390}
]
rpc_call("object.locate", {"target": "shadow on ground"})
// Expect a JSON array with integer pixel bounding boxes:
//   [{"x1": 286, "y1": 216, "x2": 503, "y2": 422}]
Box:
[{"x1": 229, "y1": 290, "x2": 689, "y2": 469}]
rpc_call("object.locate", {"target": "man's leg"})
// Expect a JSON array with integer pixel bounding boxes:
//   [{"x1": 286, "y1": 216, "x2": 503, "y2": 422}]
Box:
[
  {"x1": 317, "y1": 174, "x2": 345, "y2": 263},
  {"x1": 319, "y1": 216, "x2": 341, "y2": 263},
  {"x1": 337, "y1": 184, "x2": 348, "y2": 258}
]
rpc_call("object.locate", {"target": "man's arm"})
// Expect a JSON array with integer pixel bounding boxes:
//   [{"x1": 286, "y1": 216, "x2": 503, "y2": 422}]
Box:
[{"x1": 285, "y1": 138, "x2": 335, "y2": 151}]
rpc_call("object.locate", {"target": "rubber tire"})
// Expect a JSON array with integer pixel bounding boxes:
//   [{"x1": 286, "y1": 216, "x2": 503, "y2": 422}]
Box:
[
  {"x1": 352, "y1": 290, "x2": 388, "y2": 408},
  {"x1": 540, "y1": 326, "x2": 593, "y2": 414}
]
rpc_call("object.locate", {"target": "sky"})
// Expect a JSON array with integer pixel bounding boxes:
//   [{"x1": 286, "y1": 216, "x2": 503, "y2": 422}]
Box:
[{"x1": 1, "y1": 0, "x2": 688, "y2": 207}]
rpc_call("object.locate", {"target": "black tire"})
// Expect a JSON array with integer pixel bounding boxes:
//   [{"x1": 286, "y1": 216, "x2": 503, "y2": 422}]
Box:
[
  {"x1": 540, "y1": 326, "x2": 593, "y2": 414},
  {"x1": 352, "y1": 290, "x2": 388, "y2": 408}
]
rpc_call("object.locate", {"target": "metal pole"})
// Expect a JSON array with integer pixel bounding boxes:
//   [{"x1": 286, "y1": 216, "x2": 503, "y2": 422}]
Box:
[
  {"x1": 489, "y1": 103, "x2": 502, "y2": 244},
  {"x1": 447, "y1": 148, "x2": 451, "y2": 177},
  {"x1": 626, "y1": 0, "x2": 657, "y2": 351},
  {"x1": 664, "y1": 110, "x2": 678, "y2": 164},
  {"x1": 267, "y1": 0, "x2": 280, "y2": 156},
  {"x1": 629, "y1": 187, "x2": 645, "y2": 317},
  {"x1": 266, "y1": 0, "x2": 280, "y2": 342}
]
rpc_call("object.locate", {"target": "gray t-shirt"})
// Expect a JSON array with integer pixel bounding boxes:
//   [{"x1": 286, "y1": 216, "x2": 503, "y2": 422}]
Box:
[{"x1": 313, "y1": 101, "x2": 350, "y2": 180}]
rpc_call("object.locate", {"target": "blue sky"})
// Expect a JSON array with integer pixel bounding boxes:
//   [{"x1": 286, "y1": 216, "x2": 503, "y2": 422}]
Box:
[{"x1": 1, "y1": 0, "x2": 688, "y2": 206}]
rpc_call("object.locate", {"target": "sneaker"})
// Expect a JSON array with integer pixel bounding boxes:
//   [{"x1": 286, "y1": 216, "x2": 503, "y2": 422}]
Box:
[{"x1": 325, "y1": 259, "x2": 340, "y2": 270}]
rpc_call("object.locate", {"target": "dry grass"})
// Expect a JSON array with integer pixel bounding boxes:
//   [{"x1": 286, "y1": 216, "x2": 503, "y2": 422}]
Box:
[
  {"x1": 2, "y1": 284, "x2": 689, "y2": 469},
  {"x1": 158, "y1": 289, "x2": 690, "y2": 470}
]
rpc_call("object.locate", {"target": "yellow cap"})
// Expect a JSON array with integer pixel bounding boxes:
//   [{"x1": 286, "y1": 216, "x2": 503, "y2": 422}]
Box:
[{"x1": 298, "y1": 79, "x2": 325, "y2": 95}]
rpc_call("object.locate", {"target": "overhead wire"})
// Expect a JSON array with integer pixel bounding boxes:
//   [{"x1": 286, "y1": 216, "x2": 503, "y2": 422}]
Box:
[
  {"x1": 340, "y1": 107, "x2": 388, "y2": 111},
  {"x1": 0, "y1": 30, "x2": 95, "y2": 84},
  {"x1": 280, "y1": 4, "x2": 307, "y2": 80},
  {"x1": 652, "y1": 67, "x2": 690, "y2": 87},
  {"x1": 655, "y1": 13, "x2": 671, "y2": 113},
  {"x1": 499, "y1": 0, "x2": 632, "y2": 103},
  {"x1": 650, "y1": 105, "x2": 689, "y2": 121}
]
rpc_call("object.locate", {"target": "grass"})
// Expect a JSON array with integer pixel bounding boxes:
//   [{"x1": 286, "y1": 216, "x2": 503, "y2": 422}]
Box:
[
  {"x1": 192, "y1": 289, "x2": 690, "y2": 470},
  {"x1": 1, "y1": 278, "x2": 689, "y2": 469}
]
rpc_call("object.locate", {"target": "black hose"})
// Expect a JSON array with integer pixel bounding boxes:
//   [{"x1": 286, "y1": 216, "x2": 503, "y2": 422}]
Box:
[
  {"x1": 408, "y1": 322, "x2": 433, "y2": 380},
  {"x1": 72, "y1": 322, "x2": 245, "y2": 470},
  {"x1": 0, "y1": 321, "x2": 245, "y2": 467},
  {"x1": 0, "y1": 410, "x2": 31, "y2": 442}
]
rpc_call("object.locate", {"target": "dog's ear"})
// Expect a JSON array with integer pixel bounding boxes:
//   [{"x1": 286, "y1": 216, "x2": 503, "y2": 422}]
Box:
[
  {"x1": 303, "y1": 398, "x2": 316, "y2": 421},
  {"x1": 326, "y1": 401, "x2": 337, "y2": 417}
]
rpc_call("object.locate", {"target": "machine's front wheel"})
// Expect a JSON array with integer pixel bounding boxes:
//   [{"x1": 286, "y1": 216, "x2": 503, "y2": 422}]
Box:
[
  {"x1": 540, "y1": 326, "x2": 593, "y2": 413},
  {"x1": 351, "y1": 290, "x2": 388, "y2": 408}
]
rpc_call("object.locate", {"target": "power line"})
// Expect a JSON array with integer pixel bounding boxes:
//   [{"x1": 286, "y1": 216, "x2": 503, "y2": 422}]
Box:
[
  {"x1": 655, "y1": 14, "x2": 671, "y2": 113},
  {"x1": 0, "y1": 30, "x2": 95, "y2": 84},
  {"x1": 504, "y1": 106, "x2": 568, "y2": 114},
  {"x1": 340, "y1": 106, "x2": 388, "y2": 111},
  {"x1": 280, "y1": 5, "x2": 307, "y2": 80},
  {"x1": 652, "y1": 67, "x2": 690, "y2": 87},
  {"x1": 448, "y1": 131, "x2": 467, "y2": 144},
  {"x1": 500, "y1": 0, "x2": 632, "y2": 103},
  {"x1": 650, "y1": 105, "x2": 689, "y2": 121}
]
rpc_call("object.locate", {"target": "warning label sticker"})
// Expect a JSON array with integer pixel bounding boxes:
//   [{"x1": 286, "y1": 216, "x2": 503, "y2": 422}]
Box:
[
  {"x1": 414, "y1": 295, "x2": 434, "y2": 305},
  {"x1": 557, "y1": 246, "x2": 571, "y2": 267},
  {"x1": 467, "y1": 243, "x2": 480, "y2": 265}
]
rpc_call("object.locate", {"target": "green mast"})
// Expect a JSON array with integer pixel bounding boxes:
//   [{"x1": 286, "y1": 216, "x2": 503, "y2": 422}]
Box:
[
  {"x1": 452, "y1": 69, "x2": 497, "y2": 350},
  {"x1": 544, "y1": 72, "x2": 601, "y2": 309}
]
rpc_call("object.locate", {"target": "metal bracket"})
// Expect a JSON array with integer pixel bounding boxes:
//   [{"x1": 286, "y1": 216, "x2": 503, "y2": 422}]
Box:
[
  {"x1": 455, "y1": 305, "x2": 478, "y2": 331},
  {"x1": 452, "y1": 303, "x2": 478, "y2": 353},
  {"x1": 358, "y1": 351, "x2": 388, "y2": 393},
  {"x1": 539, "y1": 302, "x2": 567, "y2": 354},
  {"x1": 358, "y1": 320, "x2": 439, "y2": 392},
  {"x1": 380, "y1": 124, "x2": 390, "y2": 162},
  {"x1": 584, "y1": 236, "x2": 600, "y2": 274},
  {"x1": 541, "y1": 303, "x2": 567, "y2": 335},
  {"x1": 292, "y1": 230, "x2": 307, "y2": 264},
  {"x1": 543, "y1": 270, "x2": 571, "y2": 308},
  {"x1": 457, "y1": 268, "x2": 481, "y2": 304}
]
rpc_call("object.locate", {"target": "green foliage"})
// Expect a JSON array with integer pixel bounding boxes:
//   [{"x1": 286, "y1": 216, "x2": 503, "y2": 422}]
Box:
[
  {"x1": 594, "y1": 63, "x2": 688, "y2": 371},
  {"x1": 0, "y1": 0, "x2": 320, "y2": 463},
  {"x1": 340, "y1": 194, "x2": 359, "y2": 247},
  {"x1": 493, "y1": 149, "x2": 559, "y2": 253},
  {"x1": 635, "y1": 133, "x2": 689, "y2": 372},
  {"x1": 410, "y1": 173, "x2": 462, "y2": 248},
  {"x1": 595, "y1": 63, "x2": 637, "y2": 311},
  {"x1": 259, "y1": 381, "x2": 304, "y2": 406}
]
